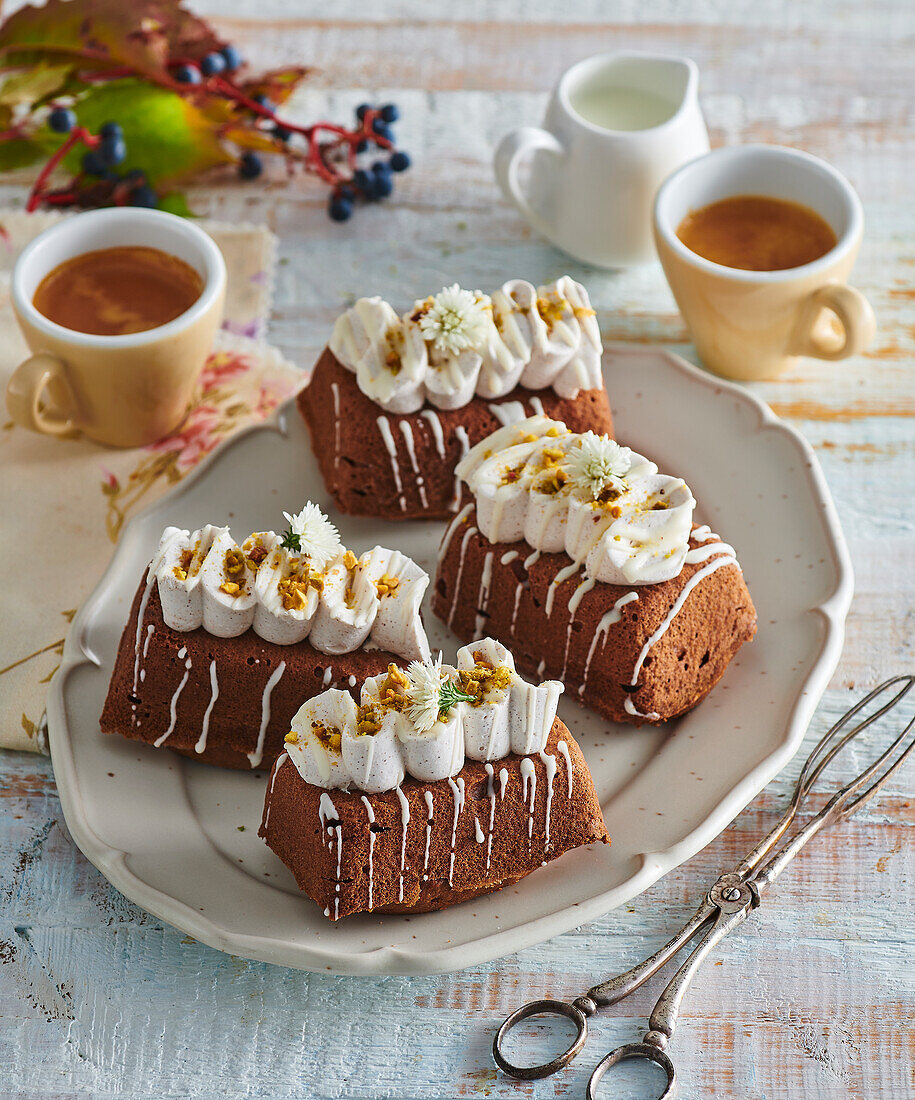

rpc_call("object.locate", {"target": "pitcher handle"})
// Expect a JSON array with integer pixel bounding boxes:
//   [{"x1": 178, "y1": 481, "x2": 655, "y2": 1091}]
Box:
[
  {"x1": 791, "y1": 283, "x2": 876, "y2": 361},
  {"x1": 494, "y1": 127, "x2": 564, "y2": 240},
  {"x1": 6, "y1": 351, "x2": 78, "y2": 436}
]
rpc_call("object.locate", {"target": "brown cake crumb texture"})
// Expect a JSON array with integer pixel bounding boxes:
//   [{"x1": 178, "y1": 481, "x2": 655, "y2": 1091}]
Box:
[
  {"x1": 432, "y1": 504, "x2": 757, "y2": 725},
  {"x1": 100, "y1": 577, "x2": 404, "y2": 770},
  {"x1": 298, "y1": 348, "x2": 614, "y2": 520},
  {"x1": 259, "y1": 719, "x2": 608, "y2": 920}
]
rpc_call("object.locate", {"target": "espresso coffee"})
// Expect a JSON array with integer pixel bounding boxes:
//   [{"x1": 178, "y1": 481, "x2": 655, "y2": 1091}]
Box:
[
  {"x1": 676, "y1": 195, "x2": 838, "y2": 272},
  {"x1": 33, "y1": 245, "x2": 204, "y2": 335}
]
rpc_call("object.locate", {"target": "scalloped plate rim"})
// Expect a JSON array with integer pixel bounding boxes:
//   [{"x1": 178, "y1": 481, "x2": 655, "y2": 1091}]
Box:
[{"x1": 47, "y1": 345, "x2": 853, "y2": 975}]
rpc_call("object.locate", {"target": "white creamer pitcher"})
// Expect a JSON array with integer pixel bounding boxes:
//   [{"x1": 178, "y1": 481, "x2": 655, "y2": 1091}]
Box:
[{"x1": 495, "y1": 53, "x2": 709, "y2": 268}]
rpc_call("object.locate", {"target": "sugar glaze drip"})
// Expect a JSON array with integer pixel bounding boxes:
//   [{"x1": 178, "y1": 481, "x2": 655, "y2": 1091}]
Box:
[
  {"x1": 194, "y1": 660, "x2": 219, "y2": 754},
  {"x1": 247, "y1": 660, "x2": 287, "y2": 769}
]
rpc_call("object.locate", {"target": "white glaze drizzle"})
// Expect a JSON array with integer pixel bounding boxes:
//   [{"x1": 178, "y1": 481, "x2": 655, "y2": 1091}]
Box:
[
  {"x1": 685, "y1": 539, "x2": 736, "y2": 565},
  {"x1": 484, "y1": 762, "x2": 497, "y2": 871},
  {"x1": 579, "y1": 591, "x2": 640, "y2": 697},
  {"x1": 474, "y1": 818, "x2": 485, "y2": 843},
  {"x1": 446, "y1": 776, "x2": 465, "y2": 886},
  {"x1": 348, "y1": 674, "x2": 357, "y2": 687},
  {"x1": 453, "y1": 425, "x2": 471, "y2": 510},
  {"x1": 142, "y1": 623, "x2": 154, "y2": 658},
  {"x1": 439, "y1": 502, "x2": 474, "y2": 563},
  {"x1": 499, "y1": 767, "x2": 509, "y2": 800},
  {"x1": 537, "y1": 658, "x2": 546, "y2": 678},
  {"x1": 131, "y1": 571, "x2": 156, "y2": 707},
  {"x1": 624, "y1": 696, "x2": 661, "y2": 721},
  {"x1": 194, "y1": 660, "x2": 219, "y2": 754},
  {"x1": 488, "y1": 400, "x2": 527, "y2": 427},
  {"x1": 520, "y1": 756, "x2": 537, "y2": 851},
  {"x1": 420, "y1": 408, "x2": 446, "y2": 459},
  {"x1": 560, "y1": 575, "x2": 597, "y2": 681},
  {"x1": 422, "y1": 790, "x2": 434, "y2": 881},
  {"x1": 528, "y1": 395, "x2": 545, "y2": 416},
  {"x1": 539, "y1": 750, "x2": 557, "y2": 855},
  {"x1": 500, "y1": 550, "x2": 519, "y2": 565},
  {"x1": 395, "y1": 785, "x2": 410, "y2": 902},
  {"x1": 361, "y1": 794, "x2": 376, "y2": 910},
  {"x1": 625, "y1": 553, "x2": 738, "y2": 712},
  {"x1": 557, "y1": 740, "x2": 573, "y2": 797},
  {"x1": 545, "y1": 560, "x2": 583, "y2": 618},
  {"x1": 692, "y1": 524, "x2": 715, "y2": 542},
  {"x1": 473, "y1": 551, "x2": 495, "y2": 638},
  {"x1": 262, "y1": 751, "x2": 287, "y2": 831},
  {"x1": 376, "y1": 415, "x2": 407, "y2": 512},
  {"x1": 448, "y1": 524, "x2": 479, "y2": 627},
  {"x1": 322, "y1": 666, "x2": 334, "y2": 687},
  {"x1": 510, "y1": 583, "x2": 524, "y2": 637},
  {"x1": 247, "y1": 660, "x2": 287, "y2": 768},
  {"x1": 154, "y1": 651, "x2": 192, "y2": 747},
  {"x1": 399, "y1": 419, "x2": 428, "y2": 509},
  {"x1": 330, "y1": 380, "x2": 341, "y2": 471},
  {"x1": 318, "y1": 792, "x2": 343, "y2": 920}
]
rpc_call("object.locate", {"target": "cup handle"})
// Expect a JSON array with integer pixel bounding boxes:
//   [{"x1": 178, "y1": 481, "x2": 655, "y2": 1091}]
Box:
[
  {"x1": 6, "y1": 352, "x2": 78, "y2": 436},
  {"x1": 791, "y1": 283, "x2": 876, "y2": 361},
  {"x1": 494, "y1": 127, "x2": 564, "y2": 239}
]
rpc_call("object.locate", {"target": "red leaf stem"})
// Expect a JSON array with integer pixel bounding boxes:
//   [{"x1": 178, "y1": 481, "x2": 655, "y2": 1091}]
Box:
[{"x1": 26, "y1": 125, "x2": 98, "y2": 212}]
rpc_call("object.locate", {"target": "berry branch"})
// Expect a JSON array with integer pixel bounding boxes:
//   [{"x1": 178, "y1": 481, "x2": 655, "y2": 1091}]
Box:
[{"x1": 0, "y1": 4, "x2": 411, "y2": 223}]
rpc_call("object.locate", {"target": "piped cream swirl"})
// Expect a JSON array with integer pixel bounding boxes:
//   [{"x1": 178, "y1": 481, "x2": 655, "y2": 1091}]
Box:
[
  {"x1": 283, "y1": 639, "x2": 563, "y2": 793},
  {"x1": 457, "y1": 416, "x2": 696, "y2": 586},
  {"x1": 149, "y1": 511, "x2": 430, "y2": 661},
  {"x1": 328, "y1": 276, "x2": 603, "y2": 411}
]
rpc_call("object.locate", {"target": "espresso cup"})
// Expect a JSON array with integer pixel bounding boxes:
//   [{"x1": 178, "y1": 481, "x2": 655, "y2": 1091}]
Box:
[
  {"x1": 653, "y1": 145, "x2": 876, "y2": 381},
  {"x1": 6, "y1": 207, "x2": 226, "y2": 447},
  {"x1": 494, "y1": 52, "x2": 709, "y2": 268}
]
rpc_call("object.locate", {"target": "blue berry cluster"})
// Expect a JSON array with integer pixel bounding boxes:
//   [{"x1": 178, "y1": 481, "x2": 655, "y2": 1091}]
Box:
[
  {"x1": 174, "y1": 44, "x2": 242, "y2": 86},
  {"x1": 329, "y1": 102, "x2": 410, "y2": 222},
  {"x1": 48, "y1": 110, "x2": 158, "y2": 207}
]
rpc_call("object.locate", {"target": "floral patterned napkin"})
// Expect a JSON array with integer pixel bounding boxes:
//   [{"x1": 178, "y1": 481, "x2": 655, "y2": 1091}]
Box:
[{"x1": 0, "y1": 213, "x2": 301, "y2": 752}]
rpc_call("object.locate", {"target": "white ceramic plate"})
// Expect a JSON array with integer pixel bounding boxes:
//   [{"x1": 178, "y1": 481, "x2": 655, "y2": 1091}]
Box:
[{"x1": 48, "y1": 346, "x2": 852, "y2": 975}]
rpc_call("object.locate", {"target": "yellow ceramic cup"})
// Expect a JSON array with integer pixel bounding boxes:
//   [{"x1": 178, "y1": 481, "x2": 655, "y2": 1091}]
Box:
[
  {"x1": 653, "y1": 144, "x2": 876, "y2": 381},
  {"x1": 6, "y1": 207, "x2": 226, "y2": 447}
]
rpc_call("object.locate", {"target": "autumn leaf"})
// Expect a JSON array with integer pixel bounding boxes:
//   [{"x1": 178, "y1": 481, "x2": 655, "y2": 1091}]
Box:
[
  {"x1": 238, "y1": 67, "x2": 311, "y2": 107},
  {"x1": 0, "y1": 61, "x2": 74, "y2": 105},
  {"x1": 0, "y1": 0, "x2": 221, "y2": 87},
  {"x1": 64, "y1": 78, "x2": 232, "y2": 184}
]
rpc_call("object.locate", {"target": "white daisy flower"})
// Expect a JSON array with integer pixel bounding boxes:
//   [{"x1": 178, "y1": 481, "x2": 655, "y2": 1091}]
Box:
[
  {"x1": 406, "y1": 655, "x2": 473, "y2": 731},
  {"x1": 280, "y1": 502, "x2": 342, "y2": 567},
  {"x1": 419, "y1": 284, "x2": 490, "y2": 355},
  {"x1": 567, "y1": 433, "x2": 633, "y2": 500}
]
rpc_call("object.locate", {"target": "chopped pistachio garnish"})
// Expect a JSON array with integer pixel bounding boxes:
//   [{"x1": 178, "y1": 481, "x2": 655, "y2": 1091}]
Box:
[
  {"x1": 343, "y1": 549, "x2": 359, "y2": 571},
  {"x1": 312, "y1": 721, "x2": 342, "y2": 753},
  {"x1": 172, "y1": 565, "x2": 188, "y2": 581},
  {"x1": 457, "y1": 661, "x2": 513, "y2": 706},
  {"x1": 375, "y1": 574, "x2": 400, "y2": 599},
  {"x1": 284, "y1": 731, "x2": 298, "y2": 744}
]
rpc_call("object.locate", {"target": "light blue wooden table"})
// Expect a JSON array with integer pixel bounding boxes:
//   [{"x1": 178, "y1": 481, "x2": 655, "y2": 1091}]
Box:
[{"x1": 2, "y1": 2, "x2": 913, "y2": 1097}]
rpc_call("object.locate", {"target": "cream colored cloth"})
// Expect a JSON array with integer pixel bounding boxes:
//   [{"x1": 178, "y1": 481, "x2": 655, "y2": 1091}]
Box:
[{"x1": 0, "y1": 214, "x2": 300, "y2": 752}]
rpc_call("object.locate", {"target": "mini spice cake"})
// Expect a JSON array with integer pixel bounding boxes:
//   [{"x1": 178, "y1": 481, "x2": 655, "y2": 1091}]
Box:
[
  {"x1": 432, "y1": 417, "x2": 757, "y2": 724},
  {"x1": 260, "y1": 639, "x2": 608, "y2": 919},
  {"x1": 101, "y1": 502, "x2": 432, "y2": 770},
  {"x1": 298, "y1": 277, "x2": 614, "y2": 520}
]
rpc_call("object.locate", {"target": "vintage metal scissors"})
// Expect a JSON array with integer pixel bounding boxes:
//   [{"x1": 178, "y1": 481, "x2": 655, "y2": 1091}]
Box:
[{"x1": 493, "y1": 675, "x2": 915, "y2": 1098}]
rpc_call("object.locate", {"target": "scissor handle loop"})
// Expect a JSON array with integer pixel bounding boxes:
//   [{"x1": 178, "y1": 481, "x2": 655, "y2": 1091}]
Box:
[
  {"x1": 587, "y1": 1040, "x2": 677, "y2": 1100},
  {"x1": 492, "y1": 998, "x2": 589, "y2": 1080}
]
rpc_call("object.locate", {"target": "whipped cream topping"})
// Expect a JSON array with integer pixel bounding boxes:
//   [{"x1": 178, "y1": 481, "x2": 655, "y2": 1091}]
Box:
[
  {"x1": 283, "y1": 639, "x2": 564, "y2": 793},
  {"x1": 328, "y1": 276, "x2": 603, "y2": 412},
  {"x1": 457, "y1": 416, "x2": 696, "y2": 587},
  {"x1": 148, "y1": 504, "x2": 430, "y2": 661}
]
